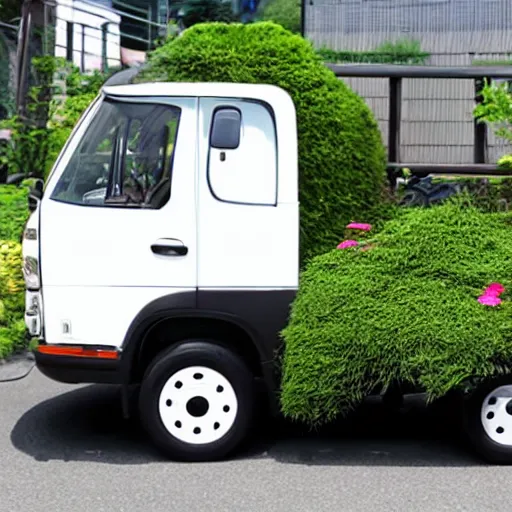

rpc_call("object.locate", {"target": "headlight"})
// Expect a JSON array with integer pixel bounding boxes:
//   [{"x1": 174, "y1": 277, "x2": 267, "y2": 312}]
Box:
[{"x1": 23, "y1": 256, "x2": 40, "y2": 290}]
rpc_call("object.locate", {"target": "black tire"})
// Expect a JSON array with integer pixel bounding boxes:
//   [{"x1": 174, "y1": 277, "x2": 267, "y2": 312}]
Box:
[
  {"x1": 139, "y1": 340, "x2": 255, "y2": 462},
  {"x1": 463, "y1": 376, "x2": 512, "y2": 464}
]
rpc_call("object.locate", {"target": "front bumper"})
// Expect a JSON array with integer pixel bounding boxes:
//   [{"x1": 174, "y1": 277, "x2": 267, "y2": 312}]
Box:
[{"x1": 34, "y1": 343, "x2": 122, "y2": 385}]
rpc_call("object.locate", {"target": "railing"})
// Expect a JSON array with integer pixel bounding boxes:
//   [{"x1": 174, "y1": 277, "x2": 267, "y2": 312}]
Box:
[
  {"x1": 55, "y1": 0, "x2": 168, "y2": 73},
  {"x1": 327, "y1": 64, "x2": 512, "y2": 186}
]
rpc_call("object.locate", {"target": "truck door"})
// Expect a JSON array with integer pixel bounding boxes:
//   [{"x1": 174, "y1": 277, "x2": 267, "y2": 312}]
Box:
[
  {"x1": 197, "y1": 97, "x2": 298, "y2": 289},
  {"x1": 39, "y1": 95, "x2": 198, "y2": 348}
]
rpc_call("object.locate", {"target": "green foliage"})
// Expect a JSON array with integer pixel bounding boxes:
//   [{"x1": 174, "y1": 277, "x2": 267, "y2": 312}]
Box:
[
  {"x1": 138, "y1": 21, "x2": 387, "y2": 262},
  {"x1": 280, "y1": 198, "x2": 512, "y2": 425},
  {"x1": 317, "y1": 39, "x2": 430, "y2": 65},
  {"x1": 0, "y1": 185, "x2": 30, "y2": 360},
  {"x1": 0, "y1": 185, "x2": 29, "y2": 240},
  {"x1": 184, "y1": 0, "x2": 238, "y2": 27},
  {"x1": 0, "y1": 56, "x2": 65, "y2": 179},
  {"x1": 0, "y1": 33, "x2": 14, "y2": 119},
  {"x1": 472, "y1": 60, "x2": 512, "y2": 67},
  {"x1": 0, "y1": 0, "x2": 21, "y2": 23},
  {"x1": 498, "y1": 154, "x2": 512, "y2": 170},
  {"x1": 258, "y1": 0, "x2": 301, "y2": 34},
  {"x1": 0, "y1": 240, "x2": 26, "y2": 359},
  {"x1": 0, "y1": 57, "x2": 110, "y2": 180},
  {"x1": 474, "y1": 79, "x2": 512, "y2": 143},
  {"x1": 64, "y1": 66, "x2": 113, "y2": 97},
  {"x1": 0, "y1": 113, "x2": 57, "y2": 180}
]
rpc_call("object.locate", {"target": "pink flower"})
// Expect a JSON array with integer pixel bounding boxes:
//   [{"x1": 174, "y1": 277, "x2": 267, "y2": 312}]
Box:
[
  {"x1": 337, "y1": 239, "x2": 359, "y2": 249},
  {"x1": 478, "y1": 294, "x2": 502, "y2": 307},
  {"x1": 484, "y1": 283, "x2": 505, "y2": 296},
  {"x1": 346, "y1": 223, "x2": 372, "y2": 232}
]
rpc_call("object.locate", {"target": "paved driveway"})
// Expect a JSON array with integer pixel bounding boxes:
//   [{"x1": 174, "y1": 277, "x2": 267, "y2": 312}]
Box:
[{"x1": 0, "y1": 367, "x2": 510, "y2": 512}]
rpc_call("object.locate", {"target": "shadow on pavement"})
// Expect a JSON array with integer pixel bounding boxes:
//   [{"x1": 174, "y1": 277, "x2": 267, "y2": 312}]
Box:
[
  {"x1": 11, "y1": 384, "x2": 165, "y2": 464},
  {"x1": 11, "y1": 383, "x2": 483, "y2": 467}
]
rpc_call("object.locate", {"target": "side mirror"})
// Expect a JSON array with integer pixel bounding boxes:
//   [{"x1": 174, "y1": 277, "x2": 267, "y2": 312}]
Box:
[{"x1": 28, "y1": 179, "x2": 44, "y2": 213}]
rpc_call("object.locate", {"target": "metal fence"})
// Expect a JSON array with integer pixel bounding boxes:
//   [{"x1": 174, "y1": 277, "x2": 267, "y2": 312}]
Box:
[
  {"x1": 54, "y1": 0, "x2": 168, "y2": 73},
  {"x1": 338, "y1": 53, "x2": 512, "y2": 165},
  {"x1": 304, "y1": 0, "x2": 512, "y2": 165},
  {"x1": 304, "y1": 0, "x2": 512, "y2": 50}
]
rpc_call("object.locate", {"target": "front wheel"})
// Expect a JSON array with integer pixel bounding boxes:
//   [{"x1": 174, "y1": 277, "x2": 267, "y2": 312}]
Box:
[
  {"x1": 463, "y1": 378, "x2": 512, "y2": 464},
  {"x1": 139, "y1": 340, "x2": 255, "y2": 462}
]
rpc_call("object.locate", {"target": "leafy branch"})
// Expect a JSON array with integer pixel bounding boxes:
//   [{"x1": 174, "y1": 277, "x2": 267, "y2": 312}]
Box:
[{"x1": 474, "y1": 79, "x2": 512, "y2": 144}]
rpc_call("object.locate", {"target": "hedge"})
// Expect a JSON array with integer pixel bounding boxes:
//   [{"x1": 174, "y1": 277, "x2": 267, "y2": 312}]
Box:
[
  {"x1": 0, "y1": 185, "x2": 29, "y2": 359},
  {"x1": 317, "y1": 39, "x2": 430, "y2": 65},
  {"x1": 0, "y1": 184, "x2": 29, "y2": 241},
  {"x1": 0, "y1": 240, "x2": 26, "y2": 359},
  {"x1": 138, "y1": 21, "x2": 388, "y2": 263},
  {"x1": 280, "y1": 197, "x2": 512, "y2": 425}
]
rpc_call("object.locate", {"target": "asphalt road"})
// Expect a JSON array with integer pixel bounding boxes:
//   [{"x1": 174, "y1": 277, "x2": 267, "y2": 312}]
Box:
[{"x1": 1, "y1": 367, "x2": 511, "y2": 512}]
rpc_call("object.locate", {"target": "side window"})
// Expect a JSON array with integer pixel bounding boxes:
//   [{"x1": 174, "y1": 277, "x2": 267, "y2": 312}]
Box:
[
  {"x1": 51, "y1": 99, "x2": 181, "y2": 209},
  {"x1": 208, "y1": 101, "x2": 277, "y2": 206}
]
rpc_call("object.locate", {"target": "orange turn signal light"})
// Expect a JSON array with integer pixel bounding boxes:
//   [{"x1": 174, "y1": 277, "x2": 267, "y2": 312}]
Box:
[{"x1": 37, "y1": 345, "x2": 119, "y2": 359}]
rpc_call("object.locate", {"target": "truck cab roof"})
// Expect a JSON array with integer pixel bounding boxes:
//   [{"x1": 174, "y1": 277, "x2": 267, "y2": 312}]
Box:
[{"x1": 102, "y1": 81, "x2": 293, "y2": 104}]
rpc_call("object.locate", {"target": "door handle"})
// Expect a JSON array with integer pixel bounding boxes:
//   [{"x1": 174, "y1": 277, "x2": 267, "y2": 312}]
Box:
[{"x1": 151, "y1": 238, "x2": 188, "y2": 257}]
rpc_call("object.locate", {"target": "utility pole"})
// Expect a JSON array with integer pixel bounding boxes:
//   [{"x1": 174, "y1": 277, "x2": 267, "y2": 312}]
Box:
[
  {"x1": 16, "y1": 0, "x2": 33, "y2": 117},
  {"x1": 15, "y1": 0, "x2": 51, "y2": 117},
  {"x1": 300, "y1": 0, "x2": 306, "y2": 37}
]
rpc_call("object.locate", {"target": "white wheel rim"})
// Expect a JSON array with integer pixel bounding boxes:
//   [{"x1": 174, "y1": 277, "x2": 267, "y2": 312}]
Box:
[
  {"x1": 158, "y1": 366, "x2": 238, "y2": 445},
  {"x1": 481, "y1": 385, "x2": 512, "y2": 446}
]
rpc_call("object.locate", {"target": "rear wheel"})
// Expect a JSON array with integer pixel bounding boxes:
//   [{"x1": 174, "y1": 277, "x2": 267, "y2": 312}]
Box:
[
  {"x1": 463, "y1": 378, "x2": 512, "y2": 464},
  {"x1": 138, "y1": 340, "x2": 255, "y2": 462}
]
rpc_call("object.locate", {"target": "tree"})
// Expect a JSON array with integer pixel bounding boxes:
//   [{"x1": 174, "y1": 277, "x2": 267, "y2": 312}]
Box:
[
  {"x1": 174, "y1": 0, "x2": 238, "y2": 28},
  {"x1": 258, "y1": 0, "x2": 301, "y2": 34}
]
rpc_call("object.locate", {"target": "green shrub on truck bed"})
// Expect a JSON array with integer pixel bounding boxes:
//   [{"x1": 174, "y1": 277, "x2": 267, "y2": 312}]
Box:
[
  {"x1": 280, "y1": 198, "x2": 512, "y2": 425},
  {"x1": 138, "y1": 21, "x2": 388, "y2": 263}
]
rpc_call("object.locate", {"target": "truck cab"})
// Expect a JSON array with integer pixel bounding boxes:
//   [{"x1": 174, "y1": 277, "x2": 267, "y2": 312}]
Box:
[{"x1": 22, "y1": 81, "x2": 299, "y2": 461}]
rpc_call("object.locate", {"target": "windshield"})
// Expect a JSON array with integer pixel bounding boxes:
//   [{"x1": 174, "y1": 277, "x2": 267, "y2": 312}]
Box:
[{"x1": 50, "y1": 97, "x2": 181, "y2": 209}]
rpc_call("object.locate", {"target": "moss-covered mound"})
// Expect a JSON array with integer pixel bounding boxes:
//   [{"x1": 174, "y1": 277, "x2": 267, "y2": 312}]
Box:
[
  {"x1": 280, "y1": 199, "x2": 512, "y2": 424},
  {"x1": 138, "y1": 22, "x2": 387, "y2": 262},
  {"x1": 0, "y1": 240, "x2": 26, "y2": 358}
]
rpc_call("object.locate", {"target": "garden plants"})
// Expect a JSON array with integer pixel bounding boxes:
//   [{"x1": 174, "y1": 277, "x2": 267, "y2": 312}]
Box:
[{"x1": 280, "y1": 197, "x2": 512, "y2": 425}]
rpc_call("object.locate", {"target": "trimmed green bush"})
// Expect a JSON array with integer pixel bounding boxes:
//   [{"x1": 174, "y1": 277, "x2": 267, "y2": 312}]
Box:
[
  {"x1": 0, "y1": 185, "x2": 29, "y2": 359},
  {"x1": 280, "y1": 198, "x2": 512, "y2": 424},
  {"x1": 138, "y1": 22, "x2": 387, "y2": 262},
  {"x1": 0, "y1": 184, "x2": 29, "y2": 241},
  {"x1": 0, "y1": 240, "x2": 25, "y2": 359}
]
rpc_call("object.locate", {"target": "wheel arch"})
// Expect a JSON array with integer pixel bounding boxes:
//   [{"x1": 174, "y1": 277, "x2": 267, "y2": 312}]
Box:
[{"x1": 119, "y1": 295, "x2": 267, "y2": 386}]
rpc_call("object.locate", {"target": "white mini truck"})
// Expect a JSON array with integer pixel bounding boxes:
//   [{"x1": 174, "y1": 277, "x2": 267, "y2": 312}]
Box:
[
  {"x1": 21, "y1": 74, "x2": 512, "y2": 465},
  {"x1": 22, "y1": 78, "x2": 299, "y2": 461}
]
